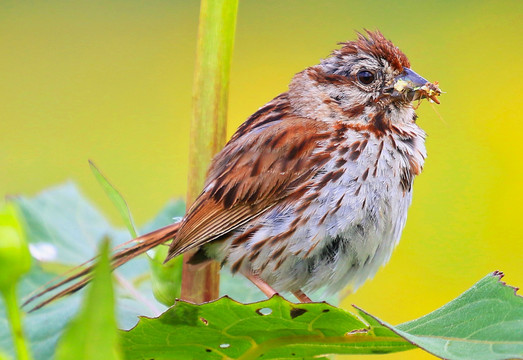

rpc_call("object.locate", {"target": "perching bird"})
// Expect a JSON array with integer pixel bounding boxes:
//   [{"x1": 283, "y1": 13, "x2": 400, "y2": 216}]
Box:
[{"x1": 27, "y1": 30, "x2": 440, "y2": 309}]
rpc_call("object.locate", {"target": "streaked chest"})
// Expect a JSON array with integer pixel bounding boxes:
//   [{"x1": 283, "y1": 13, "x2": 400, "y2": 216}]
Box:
[{"x1": 297, "y1": 122, "x2": 426, "y2": 253}]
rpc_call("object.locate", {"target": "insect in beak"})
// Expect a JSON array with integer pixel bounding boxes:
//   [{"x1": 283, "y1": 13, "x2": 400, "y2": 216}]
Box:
[{"x1": 385, "y1": 68, "x2": 442, "y2": 104}]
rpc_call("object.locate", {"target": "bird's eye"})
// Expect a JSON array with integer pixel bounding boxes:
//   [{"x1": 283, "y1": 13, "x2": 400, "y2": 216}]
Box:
[{"x1": 357, "y1": 70, "x2": 375, "y2": 85}]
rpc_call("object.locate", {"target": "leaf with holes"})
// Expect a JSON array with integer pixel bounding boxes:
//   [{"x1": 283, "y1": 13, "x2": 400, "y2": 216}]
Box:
[
  {"x1": 119, "y1": 295, "x2": 413, "y2": 360},
  {"x1": 120, "y1": 272, "x2": 523, "y2": 360}
]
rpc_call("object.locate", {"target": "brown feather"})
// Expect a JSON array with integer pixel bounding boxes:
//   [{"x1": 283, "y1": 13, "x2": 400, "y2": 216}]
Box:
[
  {"x1": 338, "y1": 30, "x2": 410, "y2": 72},
  {"x1": 166, "y1": 96, "x2": 331, "y2": 261}
]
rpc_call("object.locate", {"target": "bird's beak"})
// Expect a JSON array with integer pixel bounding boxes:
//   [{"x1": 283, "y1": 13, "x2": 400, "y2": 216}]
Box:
[{"x1": 387, "y1": 68, "x2": 442, "y2": 104}]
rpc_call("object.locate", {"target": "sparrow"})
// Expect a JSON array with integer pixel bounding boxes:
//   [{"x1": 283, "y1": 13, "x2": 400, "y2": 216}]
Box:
[{"x1": 28, "y1": 30, "x2": 441, "y2": 308}]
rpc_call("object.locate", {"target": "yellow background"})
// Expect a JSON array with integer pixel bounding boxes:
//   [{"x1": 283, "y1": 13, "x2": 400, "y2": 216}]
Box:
[{"x1": 1, "y1": 1, "x2": 522, "y2": 359}]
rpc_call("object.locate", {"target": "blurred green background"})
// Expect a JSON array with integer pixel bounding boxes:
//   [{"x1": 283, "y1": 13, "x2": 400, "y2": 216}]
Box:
[{"x1": 1, "y1": 1, "x2": 522, "y2": 359}]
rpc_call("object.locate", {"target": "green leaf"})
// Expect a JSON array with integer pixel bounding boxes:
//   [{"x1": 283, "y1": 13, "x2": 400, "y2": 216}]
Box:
[
  {"x1": 149, "y1": 246, "x2": 183, "y2": 307},
  {"x1": 89, "y1": 160, "x2": 186, "y2": 307},
  {"x1": 89, "y1": 160, "x2": 137, "y2": 238},
  {"x1": 55, "y1": 240, "x2": 122, "y2": 360},
  {"x1": 119, "y1": 296, "x2": 413, "y2": 360},
  {"x1": 141, "y1": 199, "x2": 185, "y2": 307},
  {"x1": 0, "y1": 183, "x2": 182, "y2": 360},
  {"x1": 120, "y1": 273, "x2": 523, "y2": 360},
  {"x1": 368, "y1": 272, "x2": 523, "y2": 360},
  {"x1": 0, "y1": 202, "x2": 31, "y2": 291}
]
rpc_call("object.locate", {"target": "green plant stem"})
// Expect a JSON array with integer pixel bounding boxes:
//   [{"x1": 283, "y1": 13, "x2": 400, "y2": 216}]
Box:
[
  {"x1": 2, "y1": 284, "x2": 32, "y2": 360},
  {"x1": 181, "y1": 0, "x2": 239, "y2": 303}
]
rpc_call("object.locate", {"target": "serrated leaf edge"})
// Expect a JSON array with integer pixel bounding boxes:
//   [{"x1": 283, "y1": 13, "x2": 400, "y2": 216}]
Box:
[{"x1": 354, "y1": 272, "x2": 523, "y2": 360}]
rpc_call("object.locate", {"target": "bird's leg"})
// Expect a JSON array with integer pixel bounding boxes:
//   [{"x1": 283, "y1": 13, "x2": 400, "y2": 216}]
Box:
[
  {"x1": 244, "y1": 273, "x2": 278, "y2": 298},
  {"x1": 292, "y1": 289, "x2": 312, "y2": 303},
  {"x1": 244, "y1": 272, "x2": 312, "y2": 303}
]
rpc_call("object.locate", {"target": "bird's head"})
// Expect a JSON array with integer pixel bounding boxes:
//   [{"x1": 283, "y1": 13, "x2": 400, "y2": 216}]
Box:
[{"x1": 290, "y1": 30, "x2": 441, "y2": 125}]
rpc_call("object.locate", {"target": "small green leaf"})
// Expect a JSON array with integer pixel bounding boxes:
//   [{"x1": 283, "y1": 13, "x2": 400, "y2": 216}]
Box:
[
  {"x1": 139, "y1": 200, "x2": 185, "y2": 307},
  {"x1": 149, "y1": 246, "x2": 182, "y2": 307},
  {"x1": 0, "y1": 204, "x2": 32, "y2": 360},
  {"x1": 119, "y1": 296, "x2": 412, "y2": 360},
  {"x1": 387, "y1": 272, "x2": 523, "y2": 360},
  {"x1": 89, "y1": 161, "x2": 185, "y2": 307},
  {"x1": 55, "y1": 240, "x2": 122, "y2": 360},
  {"x1": 0, "y1": 203, "x2": 31, "y2": 291},
  {"x1": 89, "y1": 160, "x2": 137, "y2": 238}
]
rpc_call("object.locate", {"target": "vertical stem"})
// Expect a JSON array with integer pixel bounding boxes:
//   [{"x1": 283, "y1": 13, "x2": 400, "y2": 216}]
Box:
[
  {"x1": 2, "y1": 285, "x2": 32, "y2": 360},
  {"x1": 181, "y1": 0, "x2": 238, "y2": 303}
]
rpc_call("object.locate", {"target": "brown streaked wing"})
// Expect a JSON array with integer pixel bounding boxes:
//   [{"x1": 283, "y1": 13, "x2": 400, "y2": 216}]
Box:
[{"x1": 166, "y1": 112, "x2": 331, "y2": 260}]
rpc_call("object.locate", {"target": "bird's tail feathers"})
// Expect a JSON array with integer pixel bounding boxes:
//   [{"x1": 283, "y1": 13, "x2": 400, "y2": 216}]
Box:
[{"x1": 23, "y1": 222, "x2": 180, "y2": 311}]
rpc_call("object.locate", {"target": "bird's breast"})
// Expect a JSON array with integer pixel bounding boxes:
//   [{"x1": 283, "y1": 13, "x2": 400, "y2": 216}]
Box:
[
  {"x1": 289, "y1": 124, "x2": 427, "y2": 292},
  {"x1": 215, "y1": 122, "x2": 427, "y2": 294}
]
